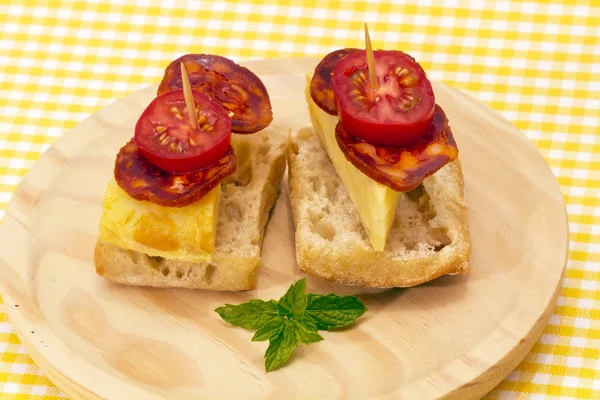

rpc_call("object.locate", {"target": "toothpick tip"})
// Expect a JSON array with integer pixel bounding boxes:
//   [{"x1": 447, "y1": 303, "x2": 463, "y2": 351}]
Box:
[
  {"x1": 364, "y1": 22, "x2": 378, "y2": 91},
  {"x1": 180, "y1": 62, "x2": 199, "y2": 130}
]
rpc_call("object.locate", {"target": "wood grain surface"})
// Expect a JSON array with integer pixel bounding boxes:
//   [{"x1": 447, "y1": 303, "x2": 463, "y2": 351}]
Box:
[{"x1": 0, "y1": 58, "x2": 568, "y2": 399}]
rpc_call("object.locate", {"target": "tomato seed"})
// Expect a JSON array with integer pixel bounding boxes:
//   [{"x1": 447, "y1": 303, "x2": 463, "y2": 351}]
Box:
[
  {"x1": 395, "y1": 67, "x2": 409, "y2": 77},
  {"x1": 401, "y1": 76, "x2": 418, "y2": 87}
]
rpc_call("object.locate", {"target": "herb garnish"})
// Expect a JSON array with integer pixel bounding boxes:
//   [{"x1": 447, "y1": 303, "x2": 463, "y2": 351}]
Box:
[{"x1": 215, "y1": 278, "x2": 367, "y2": 371}]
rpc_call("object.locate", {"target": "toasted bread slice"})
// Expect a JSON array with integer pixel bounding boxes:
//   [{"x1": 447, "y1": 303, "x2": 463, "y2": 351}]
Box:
[
  {"x1": 95, "y1": 125, "x2": 289, "y2": 291},
  {"x1": 287, "y1": 127, "x2": 470, "y2": 288}
]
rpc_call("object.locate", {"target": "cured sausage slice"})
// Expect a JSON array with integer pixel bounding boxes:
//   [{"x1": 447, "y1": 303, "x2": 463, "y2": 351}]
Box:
[
  {"x1": 114, "y1": 140, "x2": 236, "y2": 207},
  {"x1": 158, "y1": 54, "x2": 272, "y2": 134},
  {"x1": 310, "y1": 48, "x2": 360, "y2": 115},
  {"x1": 336, "y1": 105, "x2": 458, "y2": 192}
]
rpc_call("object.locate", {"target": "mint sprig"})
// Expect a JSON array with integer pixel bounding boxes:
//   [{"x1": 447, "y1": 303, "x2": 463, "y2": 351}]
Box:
[{"x1": 215, "y1": 278, "x2": 367, "y2": 372}]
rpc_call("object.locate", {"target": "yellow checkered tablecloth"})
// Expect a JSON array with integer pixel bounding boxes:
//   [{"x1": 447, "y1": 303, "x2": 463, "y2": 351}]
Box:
[{"x1": 0, "y1": 0, "x2": 598, "y2": 398}]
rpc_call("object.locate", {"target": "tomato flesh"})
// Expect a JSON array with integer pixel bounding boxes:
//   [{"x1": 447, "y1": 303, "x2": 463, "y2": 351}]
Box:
[
  {"x1": 333, "y1": 50, "x2": 435, "y2": 146},
  {"x1": 134, "y1": 89, "x2": 231, "y2": 173}
]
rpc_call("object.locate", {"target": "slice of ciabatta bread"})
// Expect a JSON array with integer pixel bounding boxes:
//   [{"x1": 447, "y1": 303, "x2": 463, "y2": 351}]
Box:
[
  {"x1": 287, "y1": 127, "x2": 470, "y2": 288},
  {"x1": 95, "y1": 124, "x2": 289, "y2": 291}
]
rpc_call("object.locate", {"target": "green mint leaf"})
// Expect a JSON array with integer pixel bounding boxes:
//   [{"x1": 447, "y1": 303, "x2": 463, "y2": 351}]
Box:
[
  {"x1": 277, "y1": 278, "x2": 308, "y2": 320},
  {"x1": 301, "y1": 314, "x2": 318, "y2": 331},
  {"x1": 265, "y1": 320, "x2": 299, "y2": 372},
  {"x1": 304, "y1": 293, "x2": 367, "y2": 330},
  {"x1": 215, "y1": 279, "x2": 368, "y2": 373},
  {"x1": 215, "y1": 299, "x2": 279, "y2": 330},
  {"x1": 252, "y1": 317, "x2": 285, "y2": 342},
  {"x1": 292, "y1": 320, "x2": 324, "y2": 344}
]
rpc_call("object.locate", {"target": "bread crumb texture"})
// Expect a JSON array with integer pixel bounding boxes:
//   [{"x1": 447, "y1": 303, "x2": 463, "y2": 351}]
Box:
[{"x1": 287, "y1": 127, "x2": 471, "y2": 288}]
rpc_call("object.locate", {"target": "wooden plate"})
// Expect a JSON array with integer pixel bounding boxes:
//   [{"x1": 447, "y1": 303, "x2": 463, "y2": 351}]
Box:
[{"x1": 0, "y1": 58, "x2": 568, "y2": 399}]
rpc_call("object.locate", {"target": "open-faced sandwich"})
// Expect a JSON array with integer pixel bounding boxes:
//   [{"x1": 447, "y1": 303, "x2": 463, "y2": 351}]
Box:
[
  {"x1": 288, "y1": 28, "x2": 471, "y2": 287},
  {"x1": 95, "y1": 54, "x2": 288, "y2": 291}
]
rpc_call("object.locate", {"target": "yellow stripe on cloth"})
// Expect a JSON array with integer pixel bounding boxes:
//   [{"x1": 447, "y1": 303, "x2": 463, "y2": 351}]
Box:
[{"x1": 0, "y1": 1, "x2": 599, "y2": 398}]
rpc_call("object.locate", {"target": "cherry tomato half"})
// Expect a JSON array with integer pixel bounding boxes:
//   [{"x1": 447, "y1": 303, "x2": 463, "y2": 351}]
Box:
[
  {"x1": 333, "y1": 50, "x2": 435, "y2": 146},
  {"x1": 134, "y1": 89, "x2": 231, "y2": 174},
  {"x1": 158, "y1": 54, "x2": 273, "y2": 134}
]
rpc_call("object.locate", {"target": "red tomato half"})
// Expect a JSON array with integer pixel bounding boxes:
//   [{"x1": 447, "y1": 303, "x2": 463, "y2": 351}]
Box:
[
  {"x1": 134, "y1": 90, "x2": 231, "y2": 173},
  {"x1": 333, "y1": 50, "x2": 435, "y2": 146}
]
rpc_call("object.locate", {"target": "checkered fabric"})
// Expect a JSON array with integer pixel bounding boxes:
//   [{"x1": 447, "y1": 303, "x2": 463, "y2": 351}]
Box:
[{"x1": 0, "y1": 1, "x2": 598, "y2": 398}]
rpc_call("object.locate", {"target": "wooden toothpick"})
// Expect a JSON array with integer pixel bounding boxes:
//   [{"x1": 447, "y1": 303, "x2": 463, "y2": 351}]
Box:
[
  {"x1": 364, "y1": 23, "x2": 378, "y2": 91},
  {"x1": 180, "y1": 62, "x2": 199, "y2": 130}
]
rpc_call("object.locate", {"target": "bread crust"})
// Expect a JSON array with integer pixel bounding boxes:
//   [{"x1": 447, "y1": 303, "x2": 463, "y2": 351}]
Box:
[
  {"x1": 287, "y1": 130, "x2": 471, "y2": 288},
  {"x1": 94, "y1": 240, "x2": 260, "y2": 291},
  {"x1": 95, "y1": 127, "x2": 288, "y2": 291}
]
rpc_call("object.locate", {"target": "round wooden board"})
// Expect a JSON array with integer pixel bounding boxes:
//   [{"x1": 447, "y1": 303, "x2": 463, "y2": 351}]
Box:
[{"x1": 0, "y1": 58, "x2": 568, "y2": 400}]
